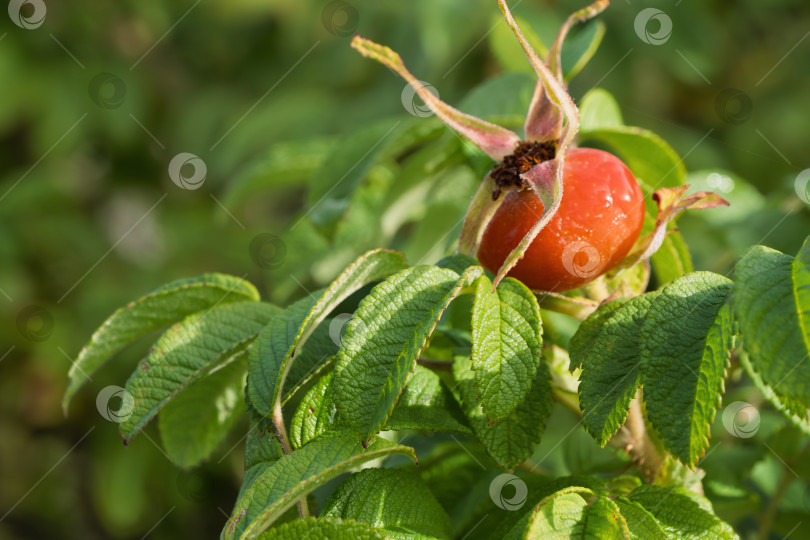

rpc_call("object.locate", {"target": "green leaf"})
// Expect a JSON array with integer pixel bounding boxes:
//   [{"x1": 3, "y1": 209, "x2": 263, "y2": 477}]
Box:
[
  {"x1": 573, "y1": 293, "x2": 659, "y2": 446},
  {"x1": 560, "y1": 20, "x2": 606, "y2": 81},
  {"x1": 335, "y1": 265, "x2": 478, "y2": 440},
  {"x1": 281, "y1": 320, "x2": 338, "y2": 406},
  {"x1": 568, "y1": 299, "x2": 628, "y2": 372},
  {"x1": 489, "y1": 14, "x2": 548, "y2": 74},
  {"x1": 520, "y1": 487, "x2": 629, "y2": 539},
  {"x1": 255, "y1": 517, "x2": 386, "y2": 540},
  {"x1": 435, "y1": 253, "x2": 480, "y2": 275},
  {"x1": 471, "y1": 276, "x2": 543, "y2": 422},
  {"x1": 248, "y1": 294, "x2": 321, "y2": 417},
  {"x1": 613, "y1": 498, "x2": 667, "y2": 539},
  {"x1": 384, "y1": 366, "x2": 471, "y2": 435},
  {"x1": 245, "y1": 379, "x2": 274, "y2": 435},
  {"x1": 453, "y1": 355, "x2": 552, "y2": 470},
  {"x1": 379, "y1": 117, "x2": 447, "y2": 163},
  {"x1": 458, "y1": 72, "x2": 536, "y2": 129},
  {"x1": 249, "y1": 249, "x2": 409, "y2": 418},
  {"x1": 223, "y1": 431, "x2": 417, "y2": 539},
  {"x1": 740, "y1": 352, "x2": 810, "y2": 436},
  {"x1": 291, "y1": 366, "x2": 470, "y2": 450},
  {"x1": 605, "y1": 260, "x2": 651, "y2": 298},
  {"x1": 578, "y1": 88, "x2": 624, "y2": 133},
  {"x1": 322, "y1": 468, "x2": 452, "y2": 539},
  {"x1": 794, "y1": 236, "x2": 810, "y2": 364},
  {"x1": 63, "y1": 273, "x2": 259, "y2": 412},
  {"x1": 331, "y1": 163, "x2": 395, "y2": 257},
  {"x1": 245, "y1": 426, "x2": 282, "y2": 470},
  {"x1": 546, "y1": 1, "x2": 609, "y2": 83},
  {"x1": 158, "y1": 357, "x2": 246, "y2": 468},
  {"x1": 641, "y1": 272, "x2": 733, "y2": 465},
  {"x1": 120, "y1": 302, "x2": 278, "y2": 442},
  {"x1": 307, "y1": 120, "x2": 402, "y2": 228},
  {"x1": 414, "y1": 444, "x2": 492, "y2": 535},
  {"x1": 377, "y1": 140, "x2": 465, "y2": 243},
  {"x1": 650, "y1": 228, "x2": 694, "y2": 286},
  {"x1": 605, "y1": 476, "x2": 643, "y2": 497},
  {"x1": 290, "y1": 373, "x2": 338, "y2": 449},
  {"x1": 628, "y1": 485, "x2": 738, "y2": 539},
  {"x1": 579, "y1": 126, "x2": 686, "y2": 216},
  {"x1": 734, "y1": 244, "x2": 810, "y2": 407},
  {"x1": 493, "y1": 476, "x2": 611, "y2": 540},
  {"x1": 223, "y1": 137, "x2": 334, "y2": 209},
  {"x1": 240, "y1": 427, "x2": 283, "y2": 499},
  {"x1": 397, "y1": 186, "x2": 473, "y2": 267}
]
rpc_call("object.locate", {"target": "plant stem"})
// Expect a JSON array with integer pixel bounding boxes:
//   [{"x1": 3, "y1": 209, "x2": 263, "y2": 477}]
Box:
[
  {"x1": 536, "y1": 292, "x2": 599, "y2": 321},
  {"x1": 549, "y1": 375, "x2": 666, "y2": 483},
  {"x1": 581, "y1": 278, "x2": 611, "y2": 304},
  {"x1": 759, "y1": 467, "x2": 793, "y2": 540},
  {"x1": 272, "y1": 403, "x2": 310, "y2": 519},
  {"x1": 622, "y1": 390, "x2": 664, "y2": 483},
  {"x1": 417, "y1": 356, "x2": 454, "y2": 371},
  {"x1": 551, "y1": 386, "x2": 582, "y2": 418},
  {"x1": 548, "y1": 352, "x2": 673, "y2": 486},
  {"x1": 759, "y1": 442, "x2": 810, "y2": 539}
]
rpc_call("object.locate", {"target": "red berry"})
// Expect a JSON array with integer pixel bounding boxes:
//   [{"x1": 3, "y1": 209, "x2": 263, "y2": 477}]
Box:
[{"x1": 478, "y1": 147, "x2": 645, "y2": 292}]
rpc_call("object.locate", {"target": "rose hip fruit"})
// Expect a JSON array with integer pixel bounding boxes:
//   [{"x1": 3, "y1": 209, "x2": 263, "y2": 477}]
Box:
[{"x1": 477, "y1": 147, "x2": 645, "y2": 292}]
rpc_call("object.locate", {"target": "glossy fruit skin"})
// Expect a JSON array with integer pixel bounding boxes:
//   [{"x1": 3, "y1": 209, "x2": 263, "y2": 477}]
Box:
[{"x1": 478, "y1": 147, "x2": 645, "y2": 292}]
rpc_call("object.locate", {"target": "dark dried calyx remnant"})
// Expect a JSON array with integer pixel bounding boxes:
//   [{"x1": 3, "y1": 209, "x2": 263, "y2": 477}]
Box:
[{"x1": 491, "y1": 140, "x2": 556, "y2": 200}]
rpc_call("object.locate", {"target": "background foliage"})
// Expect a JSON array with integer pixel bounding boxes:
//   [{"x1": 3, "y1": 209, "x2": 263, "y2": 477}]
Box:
[{"x1": 2, "y1": 0, "x2": 810, "y2": 538}]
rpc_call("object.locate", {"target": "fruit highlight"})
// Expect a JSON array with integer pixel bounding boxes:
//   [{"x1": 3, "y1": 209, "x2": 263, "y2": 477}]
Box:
[{"x1": 479, "y1": 148, "x2": 645, "y2": 291}]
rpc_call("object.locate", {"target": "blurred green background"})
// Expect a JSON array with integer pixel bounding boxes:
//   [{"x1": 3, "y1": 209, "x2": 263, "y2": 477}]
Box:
[{"x1": 2, "y1": 0, "x2": 809, "y2": 538}]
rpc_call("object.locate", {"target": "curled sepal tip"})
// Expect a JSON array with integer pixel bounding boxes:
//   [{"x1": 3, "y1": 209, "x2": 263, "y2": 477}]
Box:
[
  {"x1": 487, "y1": 1, "x2": 587, "y2": 286},
  {"x1": 624, "y1": 185, "x2": 729, "y2": 266},
  {"x1": 546, "y1": 0, "x2": 610, "y2": 82},
  {"x1": 351, "y1": 35, "x2": 521, "y2": 161},
  {"x1": 497, "y1": 0, "x2": 580, "y2": 144}
]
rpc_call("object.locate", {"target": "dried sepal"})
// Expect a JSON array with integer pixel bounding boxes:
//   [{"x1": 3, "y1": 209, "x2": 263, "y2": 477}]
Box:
[
  {"x1": 497, "y1": 0, "x2": 580, "y2": 143},
  {"x1": 491, "y1": 1, "x2": 584, "y2": 286},
  {"x1": 458, "y1": 174, "x2": 502, "y2": 257},
  {"x1": 623, "y1": 186, "x2": 729, "y2": 265},
  {"x1": 546, "y1": 0, "x2": 610, "y2": 81},
  {"x1": 493, "y1": 159, "x2": 562, "y2": 287},
  {"x1": 351, "y1": 36, "x2": 521, "y2": 161}
]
